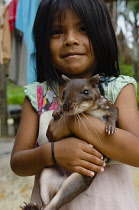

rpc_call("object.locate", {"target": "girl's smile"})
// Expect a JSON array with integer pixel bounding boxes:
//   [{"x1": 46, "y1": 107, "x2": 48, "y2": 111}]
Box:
[
  {"x1": 49, "y1": 9, "x2": 95, "y2": 79},
  {"x1": 61, "y1": 52, "x2": 84, "y2": 59}
]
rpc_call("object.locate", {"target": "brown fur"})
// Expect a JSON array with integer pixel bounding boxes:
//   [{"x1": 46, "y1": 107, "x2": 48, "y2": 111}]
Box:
[{"x1": 53, "y1": 74, "x2": 119, "y2": 135}]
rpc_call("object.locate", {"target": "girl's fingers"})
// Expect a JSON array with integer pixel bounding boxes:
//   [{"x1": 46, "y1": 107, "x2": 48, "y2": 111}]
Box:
[
  {"x1": 82, "y1": 152, "x2": 105, "y2": 168},
  {"x1": 54, "y1": 138, "x2": 106, "y2": 176},
  {"x1": 85, "y1": 145, "x2": 103, "y2": 160},
  {"x1": 73, "y1": 166, "x2": 96, "y2": 177},
  {"x1": 77, "y1": 159, "x2": 105, "y2": 174},
  {"x1": 81, "y1": 141, "x2": 103, "y2": 159}
]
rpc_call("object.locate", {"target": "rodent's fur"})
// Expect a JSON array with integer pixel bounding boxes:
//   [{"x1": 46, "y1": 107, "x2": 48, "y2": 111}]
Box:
[{"x1": 53, "y1": 74, "x2": 119, "y2": 135}]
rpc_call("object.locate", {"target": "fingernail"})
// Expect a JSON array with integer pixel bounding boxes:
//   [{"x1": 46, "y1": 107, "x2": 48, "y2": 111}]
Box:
[
  {"x1": 101, "y1": 156, "x2": 103, "y2": 160},
  {"x1": 90, "y1": 172, "x2": 95, "y2": 176},
  {"x1": 103, "y1": 162, "x2": 106, "y2": 167},
  {"x1": 89, "y1": 144, "x2": 93, "y2": 147},
  {"x1": 100, "y1": 167, "x2": 104, "y2": 172}
]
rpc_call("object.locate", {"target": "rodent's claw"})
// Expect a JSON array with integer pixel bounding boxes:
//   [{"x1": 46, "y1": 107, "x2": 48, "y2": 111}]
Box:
[
  {"x1": 106, "y1": 123, "x2": 115, "y2": 135},
  {"x1": 20, "y1": 202, "x2": 44, "y2": 210},
  {"x1": 52, "y1": 109, "x2": 63, "y2": 120}
]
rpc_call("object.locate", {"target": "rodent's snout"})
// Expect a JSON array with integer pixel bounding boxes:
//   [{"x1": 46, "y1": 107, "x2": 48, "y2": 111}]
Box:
[{"x1": 63, "y1": 101, "x2": 75, "y2": 112}]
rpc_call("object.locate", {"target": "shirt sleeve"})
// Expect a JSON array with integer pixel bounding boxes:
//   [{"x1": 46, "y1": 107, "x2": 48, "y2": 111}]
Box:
[
  {"x1": 23, "y1": 82, "x2": 40, "y2": 112},
  {"x1": 103, "y1": 75, "x2": 137, "y2": 104}
]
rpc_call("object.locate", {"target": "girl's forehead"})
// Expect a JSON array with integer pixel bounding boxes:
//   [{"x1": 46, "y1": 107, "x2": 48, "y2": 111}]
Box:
[{"x1": 52, "y1": 9, "x2": 81, "y2": 24}]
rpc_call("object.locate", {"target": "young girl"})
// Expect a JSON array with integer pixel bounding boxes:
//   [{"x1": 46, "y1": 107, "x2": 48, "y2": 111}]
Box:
[{"x1": 11, "y1": 0, "x2": 139, "y2": 209}]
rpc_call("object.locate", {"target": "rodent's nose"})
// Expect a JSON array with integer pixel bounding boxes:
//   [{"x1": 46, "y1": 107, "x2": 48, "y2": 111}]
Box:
[{"x1": 63, "y1": 101, "x2": 74, "y2": 112}]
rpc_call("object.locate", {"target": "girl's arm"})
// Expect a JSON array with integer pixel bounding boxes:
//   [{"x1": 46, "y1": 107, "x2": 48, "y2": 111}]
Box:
[
  {"x1": 10, "y1": 97, "x2": 53, "y2": 176},
  {"x1": 47, "y1": 84, "x2": 139, "y2": 168},
  {"x1": 10, "y1": 97, "x2": 105, "y2": 177}
]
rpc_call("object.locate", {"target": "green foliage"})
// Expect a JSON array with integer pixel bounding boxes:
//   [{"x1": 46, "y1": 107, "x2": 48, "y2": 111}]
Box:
[
  {"x1": 120, "y1": 63, "x2": 133, "y2": 77},
  {"x1": 7, "y1": 79, "x2": 25, "y2": 105},
  {"x1": 137, "y1": 82, "x2": 139, "y2": 108},
  {"x1": 127, "y1": 1, "x2": 139, "y2": 16}
]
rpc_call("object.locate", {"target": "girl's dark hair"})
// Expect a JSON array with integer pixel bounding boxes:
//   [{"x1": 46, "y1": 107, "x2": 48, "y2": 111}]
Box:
[{"x1": 33, "y1": 0, "x2": 120, "y2": 90}]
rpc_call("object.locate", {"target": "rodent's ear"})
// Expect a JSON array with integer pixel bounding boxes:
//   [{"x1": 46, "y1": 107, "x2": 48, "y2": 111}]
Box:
[
  {"x1": 89, "y1": 74, "x2": 100, "y2": 86},
  {"x1": 62, "y1": 75, "x2": 71, "y2": 83}
]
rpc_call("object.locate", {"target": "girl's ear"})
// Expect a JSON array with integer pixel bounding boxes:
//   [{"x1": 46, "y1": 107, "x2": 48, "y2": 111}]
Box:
[
  {"x1": 89, "y1": 74, "x2": 100, "y2": 86},
  {"x1": 62, "y1": 75, "x2": 71, "y2": 83}
]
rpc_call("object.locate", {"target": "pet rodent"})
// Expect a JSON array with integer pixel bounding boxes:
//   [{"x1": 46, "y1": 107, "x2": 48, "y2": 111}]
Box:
[
  {"x1": 53, "y1": 74, "x2": 119, "y2": 135},
  {"x1": 21, "y1": 74, "x2": 119, "y2": 210}
]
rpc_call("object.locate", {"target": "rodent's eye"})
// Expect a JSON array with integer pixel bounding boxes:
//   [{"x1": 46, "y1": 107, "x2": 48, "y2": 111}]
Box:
[{"x1": 82, "y1": 90, "x2": 89, "y2": 95}]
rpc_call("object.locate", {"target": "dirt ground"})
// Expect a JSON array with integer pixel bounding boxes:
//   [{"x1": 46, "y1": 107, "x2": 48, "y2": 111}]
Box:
[
  {"x1": 0, "y1": 138, "x2": 139, "y2": 210},
  {"x1": 0, "y1": 138, "x2": 34, "y2": 210}
]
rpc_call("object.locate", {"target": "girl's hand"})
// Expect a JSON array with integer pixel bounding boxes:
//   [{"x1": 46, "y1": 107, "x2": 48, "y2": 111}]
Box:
[
  {"x1": 54, "y1": 138, "x2": 106, "y2": 177},
  {"x1": 46, "y1": 114, "x2": 106, "y2": 176},
  {"x1": 46, "y1": 115, "x2": 72, "y2": 141}
]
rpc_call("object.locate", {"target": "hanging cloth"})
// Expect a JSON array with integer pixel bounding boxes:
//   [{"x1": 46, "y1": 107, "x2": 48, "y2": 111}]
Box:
[
  {"x1": 0, "y1": 4, "x2": 11, "y2": 64},
  {"x1": 15, "y1": 0, "x2": 40, "y2": 84},
  {"x1": 8, "y1": 0, "x2": 18, "y2": 31},
  {"x1": 8, "y1": 29, "x2": 27, "y2": 86}
]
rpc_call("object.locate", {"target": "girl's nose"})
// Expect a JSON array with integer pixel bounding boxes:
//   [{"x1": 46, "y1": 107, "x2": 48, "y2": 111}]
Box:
[{"x1": 63, "y1": 31, "x2": 80, "y2": 47}]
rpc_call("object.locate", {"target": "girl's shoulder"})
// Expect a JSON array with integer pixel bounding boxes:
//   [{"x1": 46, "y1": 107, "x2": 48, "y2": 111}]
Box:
[
  {"x1": 24, "y1": 81, "x2": 47, "y2": 113},
  {"x1": 24, "y1": 81, "x2": 58, "y2": 114},
  {"x1": 101, "y1": 75, "x2": 137, "y2": 103}
]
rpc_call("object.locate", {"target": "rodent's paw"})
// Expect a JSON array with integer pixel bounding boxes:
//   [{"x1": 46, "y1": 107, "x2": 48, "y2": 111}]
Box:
[
  {"x1": 20, "y1": 202, "x2": 44, "y2": 210},
  {"x1": 105, "y1": 123, "x2": 116, "y2": 135},
  {"x1": 52, "y1": 109, "x2": 63, "y2": 120}
]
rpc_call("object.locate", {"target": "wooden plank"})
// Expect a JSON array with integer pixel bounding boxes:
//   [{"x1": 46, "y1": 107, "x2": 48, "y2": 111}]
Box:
[{"x1": 0, "y1": 64, "x2": 8, "y2": 136}]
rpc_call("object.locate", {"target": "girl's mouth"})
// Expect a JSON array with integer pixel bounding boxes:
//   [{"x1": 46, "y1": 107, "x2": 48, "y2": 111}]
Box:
[
  {"x1": 65, "y1": 55, "x2": 82, "y2": 59},
  {"x1": 62, "y1": 53, "x2": 85, "y2": 60},
  {"x1": 62, "y1": 52, "x2": 84, "y2": 58}
]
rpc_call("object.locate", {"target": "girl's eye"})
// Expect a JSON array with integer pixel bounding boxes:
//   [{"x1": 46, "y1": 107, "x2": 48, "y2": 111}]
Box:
[
  {"x1": 51, "y1": 30, "x2": 63, "y2": 36},
  {"x1": 79, "y1": 26, "x2": 87, "y2": 32},
  {"x1": 82, "y1": 90, "x2": 89, "y2": 95}
]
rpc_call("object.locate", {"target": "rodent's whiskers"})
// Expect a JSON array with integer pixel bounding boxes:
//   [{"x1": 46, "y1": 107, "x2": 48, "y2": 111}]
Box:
[
  {"x1": 76, "y1": 114, "x2": 93, "y2": 144},
  {"x1": 82, "y1": 113, "x2": 104, "y2": 136},
  {"x1": 75, "y1": 114, "x2": 80, "y2": 133},
  {"x1": 80, "y1": 113, "x2": 104, "y2": 149}
]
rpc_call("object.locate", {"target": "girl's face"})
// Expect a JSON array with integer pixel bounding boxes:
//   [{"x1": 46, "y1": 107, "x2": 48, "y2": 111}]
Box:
[{"x1": 49, "y1": 9, "x2": 95, "y2": 79}]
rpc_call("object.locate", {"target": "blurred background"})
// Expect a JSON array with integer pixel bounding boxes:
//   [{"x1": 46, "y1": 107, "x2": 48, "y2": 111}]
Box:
[{"x1": 0, "y1": 0, "x2": 139, "y2": 209}]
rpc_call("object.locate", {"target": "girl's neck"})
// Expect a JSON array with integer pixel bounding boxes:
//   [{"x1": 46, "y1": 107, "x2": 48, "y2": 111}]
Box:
[{"x1": 60, "y1": 71, "x2": 94, "y2": 80}]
